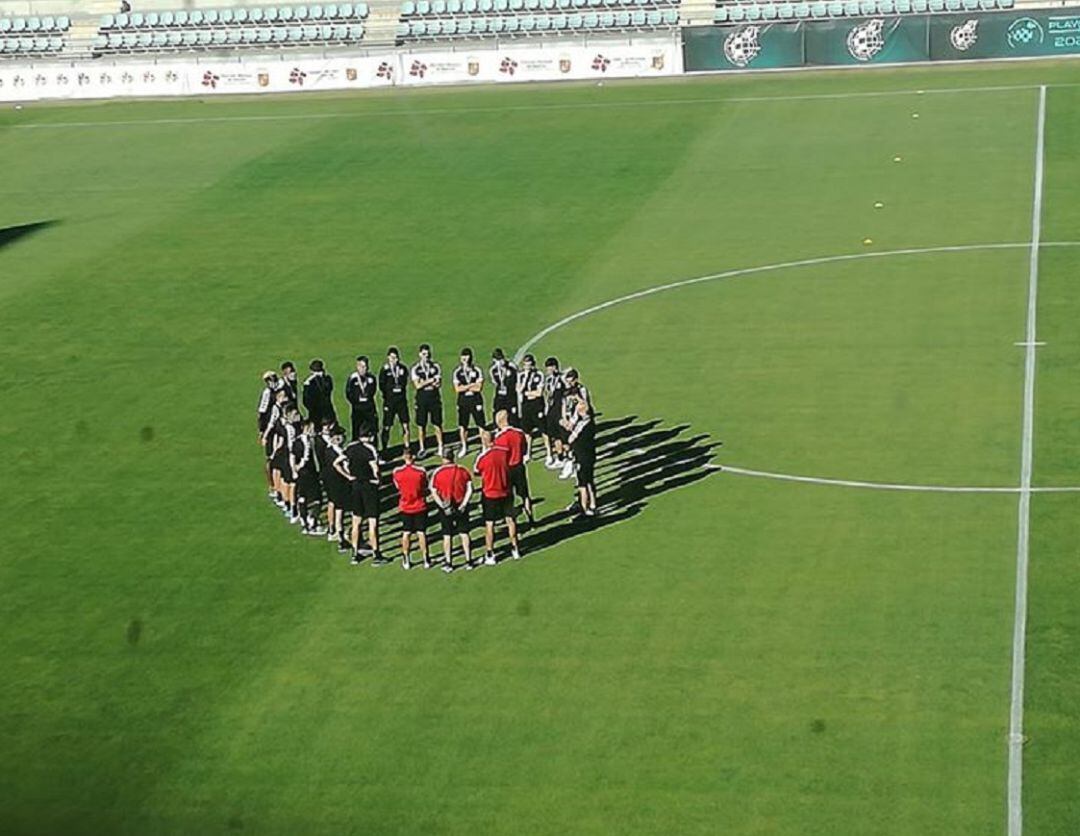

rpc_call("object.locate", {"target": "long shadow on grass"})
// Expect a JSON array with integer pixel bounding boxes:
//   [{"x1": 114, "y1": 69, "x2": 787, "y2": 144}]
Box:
[
  {"x1": 0, "y1": 220, "x2": 56, "y2": 251},
  {"x1": 369, "y1": 415, "x2": 720, "y2": 564}
]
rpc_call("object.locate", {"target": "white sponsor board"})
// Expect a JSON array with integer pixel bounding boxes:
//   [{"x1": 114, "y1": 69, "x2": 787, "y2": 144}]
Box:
[{"x1": 0, "y1": 38, "x2": 678, "y2": 103}]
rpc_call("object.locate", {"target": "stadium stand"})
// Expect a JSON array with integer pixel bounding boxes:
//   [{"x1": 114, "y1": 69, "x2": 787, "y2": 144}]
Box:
[
  {"x1": 395, "y1": 0, "x2": 681, "y2": 41},
  {"x1": 711, "y1": 0, "x2": 1013, "y2": 22},
  {"x1": 0, "y1": 14, "x2": 69, "y2": 57},
  {"x1": 92, "y1": 3, "x2": 369, "y2": 54}
]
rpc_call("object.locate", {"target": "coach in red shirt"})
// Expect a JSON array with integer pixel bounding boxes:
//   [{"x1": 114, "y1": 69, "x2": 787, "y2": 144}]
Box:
[
  {"x1": 474, "y1": 429, "x2": 521, "y2": 565},
  {"x1": 430, "y1": 448, "x2": 474, "y2": 572},
  {"x1": 495, "y1": 408, "x2": 534, "y2": 523},
  {"x1": 393, "y1": 450, "x2": 430, "y2": 570}
]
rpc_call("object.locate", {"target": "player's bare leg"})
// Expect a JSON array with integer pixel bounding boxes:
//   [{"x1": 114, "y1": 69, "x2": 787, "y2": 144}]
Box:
[
  {"x1": 433, "y1": 425, "x2": 444, "y2": 457},
  {"x1": 484, "y1": 521, "x2": 496, "y2": 564},
  {"x1": 401, "y1": 530, "x2": 412, "y2": 570},
  {"x1": 442, "y1": 534, "x2": 453, "y2": 570},
  {"x1": 418, "y1": 531, "x2": 430, "y2": 569},
  {"x1": 458, "y1": 425, "x2": 468, "y2": 457},
  {"x1": 460, "y1": 532, "x2": 472, "y2": 566},
  {"x1": 507, "y1": 516, "x2": 521, "y2": 560},
  {"x1": 367, "y1": 517, "x2": 382, "y2": 562}
]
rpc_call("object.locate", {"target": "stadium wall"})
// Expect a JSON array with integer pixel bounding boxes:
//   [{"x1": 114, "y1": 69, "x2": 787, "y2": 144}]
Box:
[
  {"x1": 683, "y1": 9, "x2": 1080, "y2": 70},
  {"x1": 0, "y1": 35, "x2": 679, "y2": 102}
]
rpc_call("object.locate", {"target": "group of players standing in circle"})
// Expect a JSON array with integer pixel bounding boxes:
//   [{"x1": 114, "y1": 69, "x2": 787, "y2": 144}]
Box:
[{"x1": 257, "y1": 345, "x2": 597, "y2": 572}]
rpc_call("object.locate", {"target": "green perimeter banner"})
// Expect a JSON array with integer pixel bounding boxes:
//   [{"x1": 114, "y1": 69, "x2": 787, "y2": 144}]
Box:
[
  {"x1": 684, "y1": 10, "x2": 1080, "y2": 71},
  {"x1": 931, "y1": 12, "x2": 1080, "y2": 60},
  {"x1": 803, "y1": 16, "x2": 929, "y2": 65},
  {"x1": 683, "y1": 22, "x2": 804, "y2": 70}
]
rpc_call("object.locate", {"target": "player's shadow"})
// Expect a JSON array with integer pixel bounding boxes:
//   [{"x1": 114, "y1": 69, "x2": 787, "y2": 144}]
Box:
[
  {"x1": 511, "y1": 415, "x2": 720, "y2": 559},
  {"x1": 0, "y1": 220, "x2": 56, "y2": 252}
]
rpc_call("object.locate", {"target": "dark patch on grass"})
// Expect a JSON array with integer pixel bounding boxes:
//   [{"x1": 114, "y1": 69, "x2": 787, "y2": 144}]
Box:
[
  {"x1": 516, "y1": 599, "x2": 532, "y2": 617},
  {"x1": 810, "y1": 718, "x2": 826, "y2": 734},
  {"x1": 125, "y1": 619, "x2": 143, "y2": 646},
  {"x1": 0, "y1": 220, "x2": 56, "y2": 252},
  {"x1": 74, "y1": 419, "x2": 88, "y2": 434},
  {"x1": 140, "y1": 426, "x2": 155, "y2": 442},
  {"x1": 227, "y1": 815, "x2": 244, "y2": 830}
]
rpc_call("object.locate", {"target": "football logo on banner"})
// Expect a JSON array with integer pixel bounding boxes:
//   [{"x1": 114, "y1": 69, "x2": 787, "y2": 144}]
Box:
[
  {"x1": 949, "y1": 19, "x2": 979, "y2": 50},
  {"x1": 1006, "y1": 17, "x2": 1044, "y2": 49},
  {"x1": 723, "y1": 26, "x2": 762, "y2": 68},
  {"x1": 847, "y1": 18, "x2": 886, "y2": 61}
]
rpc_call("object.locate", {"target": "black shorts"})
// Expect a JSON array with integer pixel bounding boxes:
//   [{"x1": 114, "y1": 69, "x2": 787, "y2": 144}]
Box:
[
  {"x1": 296, "y1": 470, "x2": 320, "y2": 502},
  {"x1": 438, "y1": 506, "x2": 470, "y2": 536},
  {"x1": 481, "y1": 494, "x2": 512, "y2": 522},
  {"x1": 545, "y1": 407, "x2": 564, "y2": 439},
  {"x1": 279, "y1": 467, "x2": 296, "y2": 485},
  {"x1": 457, "y1": 397, "x2": 485, "y2": 429},
  {"x1": 271, "y1": 449, "x2": 289, "y2": 474},
  {"x1": 400, "y1": 510, "x2": 428, "y2": 532},
  {"x1": 351, "y1": 481, "x2": 380, "y2": 518},
  {"x1": 520, "y1": 400, "x2": 545, "y2": 435},
  {"x1": 351, "y1": 407, "x2": 377, "y2": 440},
  {"x1": 415, "y1": 395, "x2": 443, "y2": 428},
  {"x1": 383, "y1": 398, "x2": 409, "y2": 427},
  {"x1": 493, "y1": 395, "x2": 517, "y2": 421},
  {"x1": 509, "y1": 464, "x2": 529, "y2": 502},
  {"x1": 575, "y1": 454, "x2": 596, "y2": 487},
  {"x1": 321, "y1": 472, "x2": 347, "y2": 507}
]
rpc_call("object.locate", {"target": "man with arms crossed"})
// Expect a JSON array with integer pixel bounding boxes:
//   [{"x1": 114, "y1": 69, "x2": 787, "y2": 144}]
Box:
[
  {"x1": 411, "y1": 343, "x2": 445, "y2": 459},
  {"x1": 516, "y1": 354, "x2": 547, "y2": 463},
  {"x1": 379, "y1": 347, "x2": 411, "y2": 454},
  {"x1": 430, "y1": 448, "x2": 473, "y2": 573},
  {"x1": 345, "y1": 355, "x2": 378, "y2": 442},
  {"x1": 474, "y1": 429, "x2": 521, "y2": 565},
  {"x1": 393, "y1": 449, "x2": 431, "y2": 571},
  {"x1": 490, "y1": 348, "x2": 518, "y2": 424},
  {"x1": 453, "y1": 347, "x2": 485, "y2": 456},
  {"x1": 495, "y1": 408, "x2": 534, "y2": 524}
]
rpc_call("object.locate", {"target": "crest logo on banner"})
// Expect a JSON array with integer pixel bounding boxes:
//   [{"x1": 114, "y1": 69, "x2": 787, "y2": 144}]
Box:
[
  {"x1": 1006, "y1": 17, "x2": 1044, "y2": 49},
  {"x1": 345, "y1": 67, "x2": 358, "y2": 81},
  {"x1": 559, "y1": 55, "x2": 572, "y2": 73},
  {"x1": 467, "y1": 57, "x2": 480, "y2": 76},
  {"x1": 723, "y1": 25, "x2": 762, "y2": 67},
  {"x1": 258, "y1": 72, "x2": 271, "y2": 87},
  {"x1": 949, "y1": 19, "x2": 979, "y2": 50},
  {"x1": 847, "y1": 18, "x2": 886, "y2": 61},
  {"x1": 651, "y1": 53, "x2": 665, "y2": 70}
]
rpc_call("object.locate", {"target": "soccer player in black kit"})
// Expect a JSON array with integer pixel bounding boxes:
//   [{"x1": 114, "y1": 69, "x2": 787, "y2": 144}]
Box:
[
  {"x1": 302, "y1": 359, "x2": 336, "y2": 428},
  {"x1": 490, "y1": 348, "x2": 518, "y2": 424},
  {"x1": 345, "y1": 355, "x2": 378, "y2": 442},
  {"x1": 280, "y1": 360, "x2": 299, "y2": 405},
  {"x1": 516, "y1": 353, "x2": 547, "y2": 462},
  {"x1": 379, "y1": 346, "x2": 411, "y2": 454},
  {"x1": 453, "y1": 347, "x2": 485, "y2": 456},
  {"x1": 335, "y1": 431, "x2": 383, "y2": 565},
  {"x1": 290, "y1": 419, "x2": 324, "y2": 535},
  {"x1": 411, "y1": 343, "x2": 445, "y2": 459}
]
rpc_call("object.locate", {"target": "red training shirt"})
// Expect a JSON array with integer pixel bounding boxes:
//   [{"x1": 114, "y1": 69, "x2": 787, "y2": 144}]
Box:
[
  {"x1": 393, "y1": 463, "x2": 428, "y2": 515},
  {"x1": 432, "y1": 463, "x2": 471, "y2": 507},
  {"x1": 474, "y1": 446, "x2": 510, "y2": 499},
  {"x1": 495, "y1": 426, "x2": 528, "y2": 468}
]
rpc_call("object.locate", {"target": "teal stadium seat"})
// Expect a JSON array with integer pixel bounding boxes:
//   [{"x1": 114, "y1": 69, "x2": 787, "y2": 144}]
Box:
[
  {"x1": 502, "y1": 14, "x2": 517, "y2": 30},
  {"x1": 340, "y1": 1, "x2": 354, "y2": 12},
  {"x1": 190, "y1": 10, "x2": 205, "y2": 25},
  {"x1": 463, "y1": 0, "x2": 478, "y2": 10},
  {"x1": 0, "y1": 18, "x2": 11, "y2": 33},
  {"x1": 763, "y1": 4, "x2": 778, "y2": 18},
  {"x1": 827, "y1": 1, "x2": 844, "y2": 14},
  {"x1": 122, "y1": 31, "x2": 137, "y2": 47},
  {"x1": 241, "y1": 28, "x2": 257, "y2": 42},
  {"x1": 356, "y1": 2, "x2": 369, "y2": 17},
  {"x1": 113, "y1": 13, "x2": 128, "y2": 28},
  {"x1": 221, "y1": 9, "x2": 235, "y2": 24},
  {"x1": 197, "y1": 29, "x2": 212, "y2": 44},
  {"x1": 459, "y1": 16, "x2": 474, "y2": 31},
  {"x1": 168, "y1": 30, "x2": 183, "y2": 45},
  {"x1": 844, "y1": 1, "x2": 860, "y2": 15},
  {"x1": 599, "y1": 11, "x2": 613, "y2": 25},
  {"x1": 42, "y1": 15, "x2": 56, "y2": 31},
  {"x1": 270, "y1": 26, "x2": 286, "y2": 41},
  {"x1": 311, "y1": 5, "x2": 326, "y2": 19},
  {"x1": 433, "y1": 0, "x2": 447, "y2": 13},
  {"x1": 535, "y1": 14, "x2": 550, "y2": 28},
  {"x1": 249, "y1": 8, "x2": 264, "y2": 22},
  {"x1": 279, "y1": 7, "x2": 294, "y2": 21},
  {"x1": 226, "y1": 28, "x2": 241, "y2": 43},
  {"x1": 777, "y1": 4, "x2": 794, "y2": 18},
  {"x1": 410, "y1": 19, "x2": 425, "y2": 33},
  {"x1": 859, "y1": 0, "x2": 875, "y2": 14},
  {"x1": 896, "y1": 0, "x2": 911, "y2": 11},
  {"x1": 403, "y1": 1, "x2": 416, "y2": 13},
  {"x1": 511, "y1": 0, "x2": 525, "y2": 10},
  {"x1": 581, "y1": 11, "x2": 597, "y2": 26},
  {"x1": 303, "y1": 23, "x2": 319, "y2": 37},
  {"x1": 795, "y1": 3, "x2": 812, "y2": 17},
  {"x1": 319, "y1": 22, "x2": 333, "y2": 37},
  {"x1": 552, "y1": 13, "x2": 567, "y2": 27},
  {"x1": 520, "y1": 14, "x2": 535, "y2": 28},
  {"x1": 326, "y1": 3, "x2": 340, "y2": 16},
  {"x1": 568, "y1": 12, "x2": 582, "y2": 27},
  {"x1": 93, "y1": 33, "x2": 107, "y2": 48},
  {"x1": 614, "y1": 10, "x2": 630, "y2": 24},
  {"x1": 295, "y1": 6, "x2": 311, "y2": 21},
  {"x1": 152, "y1": 30, "x2": 168, "y2": 45},
  {"x1": 963, "y1": 0, "x2": 978, "y2": 8},
  {"x1": 212, "y1": 29, "x2": 228, "y2": 44},
  {"x1": 443, "y1": 18, "x2": 458, "y2": 33},
  {"x1": 999, "y1": 0, "x2": 1013, "y2": 7},
  {"x1": 57, "y1": 15, "x2": 70, "y2": 30},
  {"x1": 744, "y1": 5, "x2": 761, "y2": 21},
  {"x1": 494, "y1": 0, "x2": 508, "y2": 11},
  {"x1": 879, "y1": 0, "x2": 895, "y2": 12},
  {"x1": 448, "y1": 0, "x2": 462, "y2": 11},
  {"x1": 204, "y1": 10, "x2": 218, "y2": 25}
]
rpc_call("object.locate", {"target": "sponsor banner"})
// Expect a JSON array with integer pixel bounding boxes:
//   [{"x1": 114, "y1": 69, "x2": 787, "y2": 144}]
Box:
[
  {"x1": 0, "y1": 39, "x2": 675, "y2": 102},
  {"x1": 931, "y1": 12, "x2": 1080, "y2": 60},
  {"x1": 683, "y1": 22, "x2": 803, "y2": 71},
  {"x1": 398, "y1": 41, "x2": 676, "y2": 86},
  {"x1": 803, "y1": 16, "x2": 929, "y2": 65}
]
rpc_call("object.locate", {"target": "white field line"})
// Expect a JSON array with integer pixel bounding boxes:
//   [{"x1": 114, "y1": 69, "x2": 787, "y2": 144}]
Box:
[
  {"x1": 719, "y1": 464, "x2": 1080, "y2": 494},
  {"x1": 7, "y1": 81, "x2": 1059, "y2": 131},
  {"x1": 514, "y1": 241, "x2": 1080, "y2": 362},
  {"x1": 1008, "y1": 83, "x2": 1047, "y2": 836}
]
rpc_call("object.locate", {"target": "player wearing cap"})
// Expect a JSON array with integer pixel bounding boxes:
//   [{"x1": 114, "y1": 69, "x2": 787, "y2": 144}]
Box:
[
  {"x1": 430, "y1": 449, "x2": 473, "y2": 573},
  {"x1": 335, "y1": 432, "x2": 383, "y2": 565},
  {"x1": 516, "y1": 354, "x2": 547, "y2": 463},
  {"x1": 473, "y1": 429, "x2": 521, "y2": 565},
  {"x1": 566, "y1": 399, "x2": 597, "y2": 516},
  {"x1": 393, "y1": 449, "x2": 431, "y2": 571},
  {"x1": 379, "y1": 347, "x2": 411, "y2": 454},
  {"x1": 495, "y1": 408, "x2": 533, "y2": 524},
  {"x1": 290, "y1": 419, "x2": 325, "y2": 535},
  {"x1": 303, "y1": 359, "x2": 336, "y2": 428},
  {"x1": 320, "y1": 424, "x2": 351, "y2": 552},
  {"x1": 490, "y1": 348, "x2": 518, "y2": 424},
  {"x1": 453, "y1": 347, "x2": 485, "y2": 457},
  {"x1": 542, "y1": 356, "x2": 567, "y2": 470},
  {"x1": 345, "y1": 355, "x2": 378, "y2": 442},
  {"x1": 411, "y1": 343, "x2": 445, "y2": 460}
]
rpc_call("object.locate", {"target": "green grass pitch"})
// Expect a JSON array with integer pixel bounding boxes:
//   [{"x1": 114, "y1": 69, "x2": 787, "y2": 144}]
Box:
[{"x1": 2, "y1": 60, "x2": 1080, "y2": 834}]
